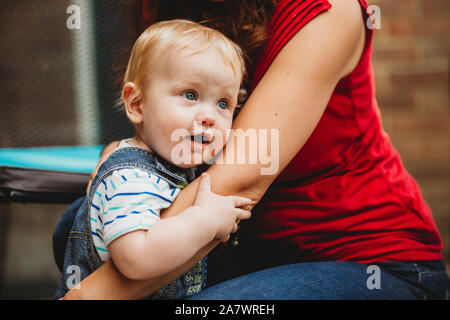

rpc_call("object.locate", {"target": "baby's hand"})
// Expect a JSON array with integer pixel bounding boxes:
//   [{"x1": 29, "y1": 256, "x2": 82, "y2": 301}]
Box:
[{"x1": 193, "y1": 172, "x2": 253, "y2": 242}]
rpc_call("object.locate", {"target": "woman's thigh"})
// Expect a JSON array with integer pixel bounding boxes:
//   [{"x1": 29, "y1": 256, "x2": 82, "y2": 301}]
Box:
[{"x1": 188, "y1": 261, "x2": 448, "y2": 300}]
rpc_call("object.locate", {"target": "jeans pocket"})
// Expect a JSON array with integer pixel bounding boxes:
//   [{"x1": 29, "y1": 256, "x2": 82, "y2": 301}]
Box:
[{"x1": 418, "y1": 271, "x2": 450, "y2": 300}]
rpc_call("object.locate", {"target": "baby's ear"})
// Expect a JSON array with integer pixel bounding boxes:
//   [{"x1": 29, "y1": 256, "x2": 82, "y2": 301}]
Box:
[{"x1": 122, "y1": 82, "x2": 143, "y2": 125}]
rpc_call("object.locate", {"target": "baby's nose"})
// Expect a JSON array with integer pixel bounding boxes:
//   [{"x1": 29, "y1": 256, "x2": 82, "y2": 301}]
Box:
[{"x1": 194, "y1": 106, "x2": 215, "y2": 127}]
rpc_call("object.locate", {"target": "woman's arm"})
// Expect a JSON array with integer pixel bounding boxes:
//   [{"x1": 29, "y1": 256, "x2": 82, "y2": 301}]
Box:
[{"x1": 62, "y1": 0, "x2": 366, "y2": 299}]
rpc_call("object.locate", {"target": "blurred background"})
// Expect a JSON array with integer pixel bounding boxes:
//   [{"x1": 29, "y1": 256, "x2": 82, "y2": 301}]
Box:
[{"x1": 0, "y1": 0, "x2": 448, "y2": 299}]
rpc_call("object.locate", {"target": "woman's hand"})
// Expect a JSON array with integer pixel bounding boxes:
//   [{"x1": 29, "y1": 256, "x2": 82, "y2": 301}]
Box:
[{"x1": 86, "y1": 141, "x2": 120, "y2": 193}]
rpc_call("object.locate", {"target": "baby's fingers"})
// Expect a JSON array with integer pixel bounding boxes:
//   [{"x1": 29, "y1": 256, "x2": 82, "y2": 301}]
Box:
[
  {"x1": 220, "y1": 233, "x2": 231, "y2": 243},
  {"x1": 197, "y1": 172, "x2": 211, "y2": 193},
  {"x1": 231, "y1": 196, "x2": 254, "y2": 208},
  {"x1": 234, "y1": 208, "x2": 251, "y2": 221}
]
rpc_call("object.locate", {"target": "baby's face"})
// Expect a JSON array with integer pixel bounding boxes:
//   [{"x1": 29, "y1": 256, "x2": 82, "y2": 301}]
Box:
[{"x1": 139, "y1": 47, "x2": 241, "y2": 167}]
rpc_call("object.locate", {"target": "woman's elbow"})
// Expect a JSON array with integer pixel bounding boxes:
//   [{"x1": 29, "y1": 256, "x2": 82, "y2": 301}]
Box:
[
  {"x1": 214, "y1": 165, "x2": 274, "y2": 207},
  {"x1": 238, "y1": 184, "x2": 267, "y2": 210}
]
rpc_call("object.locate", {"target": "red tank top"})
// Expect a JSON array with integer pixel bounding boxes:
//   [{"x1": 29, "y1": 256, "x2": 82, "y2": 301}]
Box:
[{"x1": 247, "y1": 0, "x2": 442, "y2": 263}]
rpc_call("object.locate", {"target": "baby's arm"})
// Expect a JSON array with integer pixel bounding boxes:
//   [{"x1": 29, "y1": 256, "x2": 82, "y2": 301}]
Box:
[{"x1": 108, "y1": 173, "x2": 251, "y2": 280}]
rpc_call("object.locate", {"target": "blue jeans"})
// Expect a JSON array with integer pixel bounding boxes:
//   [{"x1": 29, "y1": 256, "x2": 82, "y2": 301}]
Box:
[
  {"x1": 187, "y1": 260, "x2": 450, "y2": 300},
  {"x1": 53, "y1": 196, "x2": 85, "y2": 273},
  {"x1": 54, "y1": 197, "x2": 450, "y2": 300}
]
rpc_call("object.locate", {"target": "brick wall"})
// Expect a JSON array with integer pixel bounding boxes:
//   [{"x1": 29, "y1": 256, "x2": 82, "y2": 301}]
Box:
[{"x1": 368, "y1": 0, "x2": 450, "y2": 266}]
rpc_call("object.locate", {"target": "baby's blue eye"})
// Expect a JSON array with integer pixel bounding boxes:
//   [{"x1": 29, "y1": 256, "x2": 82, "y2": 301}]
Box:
[
  {"x1": 217, "y1": 100, "x2": 228, "y2": 110},
  {"x1": 182, "y1": 91, "x2": 197, "y2": 101}
]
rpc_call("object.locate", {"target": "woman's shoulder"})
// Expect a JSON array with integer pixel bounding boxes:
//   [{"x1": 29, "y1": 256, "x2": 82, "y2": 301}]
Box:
[
  {"x1": 326, "y1": 0, "x2": 368, "y2": 25},
  {"x1": 269, "y1": 0, "x2": 332, "y2": 33},
  {"x1": 253, "y1": 0, "x2": 366, "y2": 86},
  {"x1": 270, "y1": 0, "x2": 365, "y2": 34}
]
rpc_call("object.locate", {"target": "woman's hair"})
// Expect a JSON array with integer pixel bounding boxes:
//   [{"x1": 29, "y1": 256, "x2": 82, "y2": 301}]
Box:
[
  {"x1": 121, "y1": 19, "x2": 246, "y2": 107},
  {"x1": 121, "y1": 0, "x2": 278, "y2": 89}
]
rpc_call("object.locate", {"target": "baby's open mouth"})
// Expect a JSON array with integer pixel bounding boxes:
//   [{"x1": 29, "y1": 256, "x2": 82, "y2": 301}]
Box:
[{"x1": 189, "y1": 133, "x2": 213, "y2": 144}]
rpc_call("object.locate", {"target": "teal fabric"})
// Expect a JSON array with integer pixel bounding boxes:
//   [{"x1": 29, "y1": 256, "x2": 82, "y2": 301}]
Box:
[{"x1": 0, "y1": 146, "x2": 103, "y2": 173}]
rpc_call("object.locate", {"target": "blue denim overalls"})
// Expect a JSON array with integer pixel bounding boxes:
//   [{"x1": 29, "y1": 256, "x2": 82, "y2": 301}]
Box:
[{"x1": 54, "y1": 147, "x2": 207, "y2": 299}]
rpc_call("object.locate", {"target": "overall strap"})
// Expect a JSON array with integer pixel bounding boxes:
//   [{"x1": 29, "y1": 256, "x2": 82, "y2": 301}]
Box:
[{"x1": 88, "y1": 147, "x2": 192, "y2": 202}]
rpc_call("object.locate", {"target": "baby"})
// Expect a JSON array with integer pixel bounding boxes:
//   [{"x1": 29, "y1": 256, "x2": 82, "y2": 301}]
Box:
[{"x1": 55, "y1": 19, "x2": 251, "y2": 299}]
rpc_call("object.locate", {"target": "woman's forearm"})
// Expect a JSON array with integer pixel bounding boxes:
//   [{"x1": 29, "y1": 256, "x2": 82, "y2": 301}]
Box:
[{"x1": 63, "y1": 240, "x2": 219, "y2": 299}]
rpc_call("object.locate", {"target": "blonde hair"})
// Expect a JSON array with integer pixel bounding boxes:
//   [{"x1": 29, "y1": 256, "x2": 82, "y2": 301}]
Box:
[{"x1": 119, "y1": 19, "x2": 246, "y2": 108}]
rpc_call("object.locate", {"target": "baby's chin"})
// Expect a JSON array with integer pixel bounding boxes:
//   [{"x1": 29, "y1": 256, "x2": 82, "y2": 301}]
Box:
[
  {"x1": 166, "y1": 144, "x2": 224, "y2": 168},
  {"x1": 173, "y1": 162, "x2": 198, "y2": 169},
  {"x1": 172, "y1": 157, "x2": 215, "y2": 168}
]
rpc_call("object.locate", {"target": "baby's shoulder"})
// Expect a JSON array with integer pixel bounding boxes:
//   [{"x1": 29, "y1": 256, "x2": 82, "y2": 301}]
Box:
[{"x1": 100, "y1": 167, "x2": 180, "y2": 199}]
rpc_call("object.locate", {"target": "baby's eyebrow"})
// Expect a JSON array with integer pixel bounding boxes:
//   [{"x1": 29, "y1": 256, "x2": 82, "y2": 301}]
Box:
[{"x1": 173, "y1": 79, "x2": 205, "y2": 89}]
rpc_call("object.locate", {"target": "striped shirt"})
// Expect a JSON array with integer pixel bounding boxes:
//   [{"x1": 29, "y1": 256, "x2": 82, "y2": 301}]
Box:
[{"x1": 89, "y1": 146, "x2": 183, "y2": 261}]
